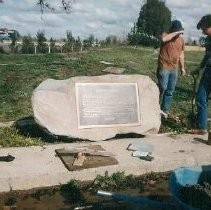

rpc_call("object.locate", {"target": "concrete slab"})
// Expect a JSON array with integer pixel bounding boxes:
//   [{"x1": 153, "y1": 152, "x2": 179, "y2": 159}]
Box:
[{"x1": 0, "y1": 133, "x2": 211, "y2": 192}]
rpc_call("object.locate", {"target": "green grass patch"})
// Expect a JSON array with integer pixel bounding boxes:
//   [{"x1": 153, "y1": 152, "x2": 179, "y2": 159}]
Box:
[
  {"x1": 0, "y1": 127, "x2": 43, "y2": 147},
  {"x1": 90, "y1": 171, "x2": 169, "y2": 192},
  {"x1": 0, "y1": 46, "x2": 207, "y2": 146}
]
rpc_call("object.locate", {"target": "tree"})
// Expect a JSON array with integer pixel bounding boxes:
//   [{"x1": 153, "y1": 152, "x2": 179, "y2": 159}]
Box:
[
  {"x1": 105, "y1": 36, "x2": 112, "y2": 46},
  {"x1": 127, "y1": 23, "x2": 160, "y2": 47},
  {"x1": 87, "y1": 34, "x2": 95, "y2": 47},
  {"x1": 83, "y1": 34, "x2": 95, "y2": 49},
  {"x1": 21, "y1": 35, "x2": 35, "y2": 54},
  {"x1": 36, "y1": 30, "x2": 48, "y2": 53},
  {"x1": 49, "y1": 37, "x2": 58, "y2": 53},
  {"x1": 137, "y1": 0, "x2": 171, "y2": 38},
  {"x1": 9, "y1": 30, "x2": 21, "y2": 53},
  {"x1": 63, "y1": 30, "x2": 75, "y2": 52},
  {"x1": 104, "y1": 35, "x2": 119, "y2": 46},
  {"x1": 127, "y1": 24, "x2": 141, "y2": 45},
  {"x1": 128, "y1": 0, "x2": 171, "y2": 47},
  {"x1": 75, "y1": 36, "x2": 82, "y2": 51}
]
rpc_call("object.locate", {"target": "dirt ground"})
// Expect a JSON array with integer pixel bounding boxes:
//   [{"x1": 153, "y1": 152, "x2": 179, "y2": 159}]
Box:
[{"x1": 0, "y1": 172, "x2": 171, "y2": 210}]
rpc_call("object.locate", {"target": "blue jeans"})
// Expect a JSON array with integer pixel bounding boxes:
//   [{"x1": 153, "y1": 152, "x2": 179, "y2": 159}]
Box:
[
  {"x1": 197, "y1": 67, "x2": 211, "y2": 129},
  {"x1": 157, "y1": 69, "x2": 178, "y2": 113}
]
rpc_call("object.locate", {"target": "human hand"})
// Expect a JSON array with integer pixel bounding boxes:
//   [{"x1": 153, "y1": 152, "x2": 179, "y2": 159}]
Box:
[
  {"x1": 180, "y1": 68, "x2": 186, "y2": 76},
  {"x1": 175, "y1": 31, "x2": 184, "y2": 38}
]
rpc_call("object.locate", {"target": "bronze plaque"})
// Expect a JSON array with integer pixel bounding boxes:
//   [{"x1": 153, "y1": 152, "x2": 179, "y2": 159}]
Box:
[{"x1": 75, "y1": 83, "x2": 140, "y2": 128}]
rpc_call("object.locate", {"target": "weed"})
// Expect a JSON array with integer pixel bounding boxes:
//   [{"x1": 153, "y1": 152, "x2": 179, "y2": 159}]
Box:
[
  {"x1": 90, "y1": 171, "x2": 169, "y2": 192},
  {"x1": 61, "y1": 179, "x2": 84, "y2": 203}
]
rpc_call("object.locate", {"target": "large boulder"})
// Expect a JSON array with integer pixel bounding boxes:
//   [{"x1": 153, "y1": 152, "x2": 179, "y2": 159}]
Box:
[{"x1": 32, "y1": 74, "x2": 161, "y2": 141}]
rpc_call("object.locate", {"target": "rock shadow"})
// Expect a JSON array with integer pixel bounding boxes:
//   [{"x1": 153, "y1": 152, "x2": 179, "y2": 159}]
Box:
[
  {"x1": 108, "y1": 132, "x2": 145, "y2": 140},
  {"x1": 13, "y1": 116, "x2": 90, "y2": 143},
  {"x1": 192, "y1": 137, "x2": 208, "y2": 145},
  {"x1": 14, "y1": 116, "x2": 148, "y2": 143}
]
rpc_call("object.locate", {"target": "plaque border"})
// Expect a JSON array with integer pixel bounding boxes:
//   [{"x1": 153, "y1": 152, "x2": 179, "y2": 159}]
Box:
[{"x1": 75, "y1": 83, "x2": 140, "y2": 129}]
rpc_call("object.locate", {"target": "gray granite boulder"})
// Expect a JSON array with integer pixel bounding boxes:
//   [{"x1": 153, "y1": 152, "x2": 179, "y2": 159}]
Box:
[{"x1": 32, "y1": 74, "x2": 161, "y2": 141}]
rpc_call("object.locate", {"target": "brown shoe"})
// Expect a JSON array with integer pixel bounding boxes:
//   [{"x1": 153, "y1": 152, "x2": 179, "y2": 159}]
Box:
[{"x1": 188, "y1": 129, "x2": 207, "y2": 135}]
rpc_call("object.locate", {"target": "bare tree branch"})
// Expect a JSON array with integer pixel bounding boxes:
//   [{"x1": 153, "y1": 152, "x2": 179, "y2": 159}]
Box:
[
  {"x1": 62, "y1": 0, "x2": 73, "y2": 12},
  {"x1": 37, "y1": 0, "x2": 75, "y2": 13},
  {"x1": 37, "y1": 0, "x2": 55, "y2": 13},
  {"x1": 0, "y1": 0, "x2": 75, "y2": 13}
]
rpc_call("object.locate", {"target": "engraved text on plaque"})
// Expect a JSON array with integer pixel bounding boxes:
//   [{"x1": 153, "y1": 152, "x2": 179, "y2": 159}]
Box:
[{"x1": 75, "y1": 83, "x2": 140, "y2": 128}]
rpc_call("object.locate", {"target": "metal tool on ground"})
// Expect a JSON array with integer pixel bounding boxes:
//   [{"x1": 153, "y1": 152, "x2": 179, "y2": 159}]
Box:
[
  {"x1": 97, "y1": 190, "x2": 173, "y2": 209},
  {"x1": 127, "y1": 142, "x2": 154, "y2": 161},
  {"x1": 132, "y1": 151, "x2": 149, "y2": 157},
  {"x1": 132, "y1": 151, "x2": 154, "y2": 161},
  {"x1": 139, "y1": 155, "x2": 154, "y2": 161}
]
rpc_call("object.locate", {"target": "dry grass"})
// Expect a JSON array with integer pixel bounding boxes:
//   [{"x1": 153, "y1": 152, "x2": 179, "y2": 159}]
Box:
[{"x1": 185, "y1": 45, "x2": 205, "y2": 51}]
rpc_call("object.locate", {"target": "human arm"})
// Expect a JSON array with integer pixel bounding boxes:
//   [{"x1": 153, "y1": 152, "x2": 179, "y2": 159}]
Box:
[
  {"x1": 178, "y1": 50, "x2": 186, "y2": 75},
  {"x1": 161, "y1": 31, "x2": 184, "y2": 43}
]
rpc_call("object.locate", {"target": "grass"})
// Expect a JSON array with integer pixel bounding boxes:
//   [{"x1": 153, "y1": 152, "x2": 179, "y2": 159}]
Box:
[
  {"x1": 0, "y1": 127, "x2": 43, "y2": 147},
  {"x1": 89, "y1": 171, "x2": 169, "y2": 192},
  {"x1": 0, "y1": 46, "x2": 206, "y2": 147}
]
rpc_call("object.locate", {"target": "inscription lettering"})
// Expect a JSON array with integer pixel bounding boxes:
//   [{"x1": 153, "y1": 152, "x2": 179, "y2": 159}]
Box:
[{"x1": 75, "y1": 83, "x2": 140, "y2": 128}]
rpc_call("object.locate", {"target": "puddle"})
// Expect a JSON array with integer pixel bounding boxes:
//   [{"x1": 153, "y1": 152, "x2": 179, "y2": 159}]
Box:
[{"x1": 0, "y1": 172, "x2": 172, "y2": 210}]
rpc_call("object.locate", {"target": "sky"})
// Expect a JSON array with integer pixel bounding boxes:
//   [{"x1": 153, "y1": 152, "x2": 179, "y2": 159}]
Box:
[{"x1": 0, "y1": 0, "x2": 211, "y2": 41}]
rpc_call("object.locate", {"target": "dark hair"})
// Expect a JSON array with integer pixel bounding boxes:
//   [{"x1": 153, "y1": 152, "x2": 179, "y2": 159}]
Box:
[
  {"x1": 197, "y1": 14, "x2": 211, "y2": 30},
  {"x1": 169, "y1": 20, "x2": 184, "y2": 33}
]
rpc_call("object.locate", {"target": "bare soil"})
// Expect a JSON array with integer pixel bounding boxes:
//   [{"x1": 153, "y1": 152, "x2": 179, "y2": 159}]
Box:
[{"x1": 0, "y1": 172, "x2": 171, "y2": 210}]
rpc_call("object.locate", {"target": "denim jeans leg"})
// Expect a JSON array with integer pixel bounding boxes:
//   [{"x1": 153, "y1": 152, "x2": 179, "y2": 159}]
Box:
[
  {"x1": 158, "y1": 70, "x2": 177, "y2": 112},
  {"x1": 157, "y1": 69, "x2": 169, "y2": 110},
  {"x1": 197, "y1": 68, "x2": 211, "y2": 129},
  {"x1": 162, "y1": 70, "x2": 177, "y2": 112}
]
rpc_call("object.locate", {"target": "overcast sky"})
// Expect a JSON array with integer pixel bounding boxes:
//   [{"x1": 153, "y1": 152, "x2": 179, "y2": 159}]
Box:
[{"x1": 0, "y1": 0, "x2": 210, "y2": 41}]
